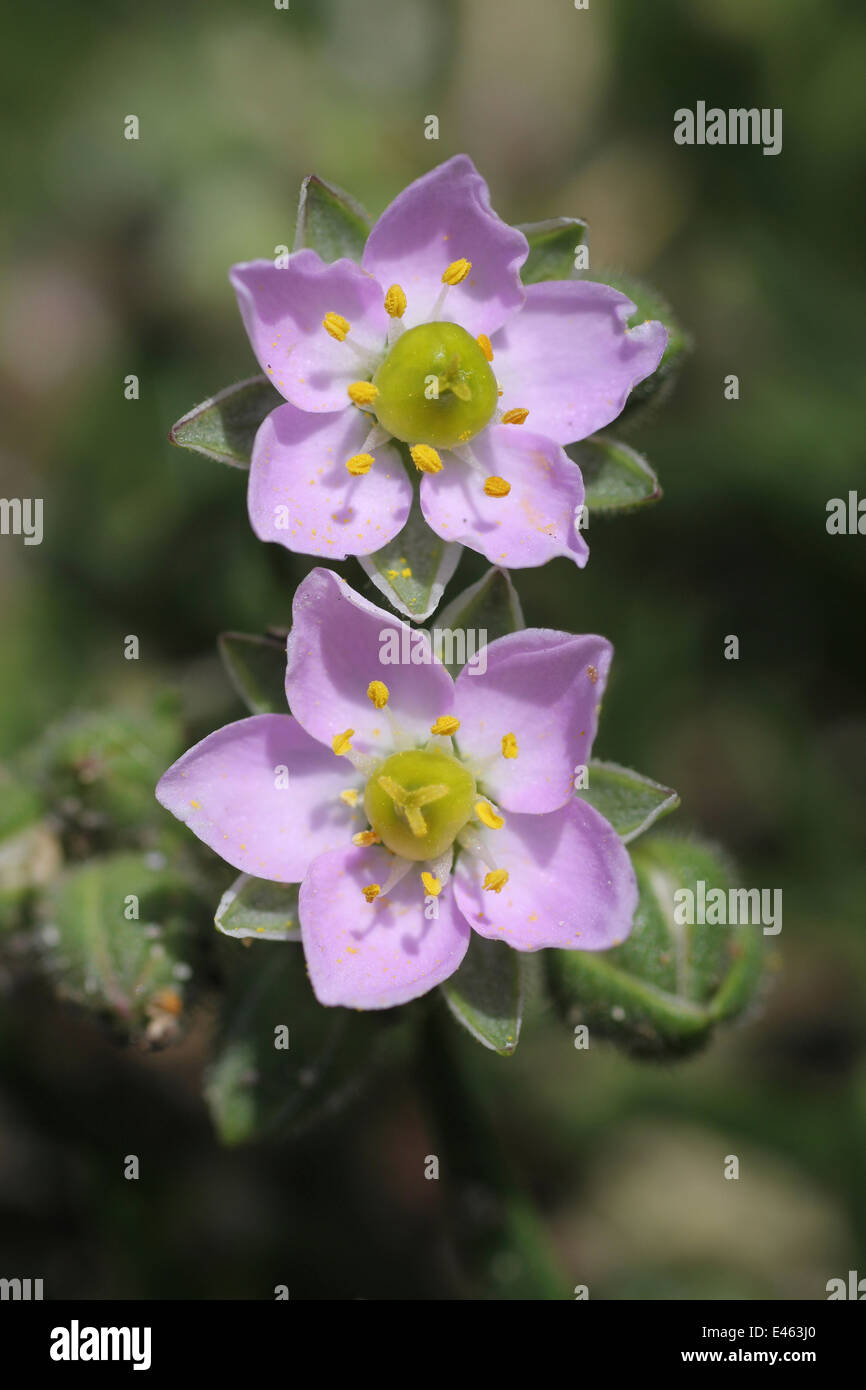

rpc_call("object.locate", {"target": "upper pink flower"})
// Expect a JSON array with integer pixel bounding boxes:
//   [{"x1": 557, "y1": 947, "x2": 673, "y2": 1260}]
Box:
[
  {"x1": 156, "y1": 569, "x2": 637, "y2": 1010},
  {"x1": 230, "y1": 155, "x2": 667, "y2": 567}
]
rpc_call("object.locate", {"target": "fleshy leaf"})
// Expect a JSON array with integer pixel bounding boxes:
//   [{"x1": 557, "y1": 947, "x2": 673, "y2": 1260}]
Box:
[
  {"x1": 568, "y1": 434, "x2": 660, "y2": 513},
  {"x1": 360, "y1": 466, "x2": 462, "y2": 622},
  {"x1": 579, "y1": 760, "x2": 679, "y2": 843},
  {"x1": 169, "y1": 376, "x2": 280, "y2": 468},
  {"x1": 578, "y1": 270, "x2": 689, "y2": 424},
  {"x1": 218, "y1": 632, "x2": 287, "y2": 715},
  {"x1": 0, "y1": 766, "x2": 61, "y2": 930},
  {"x1": 546, "y1": 835, "x2": 764, "y2": 1059},
  {"x1": 441, "y1": 934, "x2": 522, "y2": 1055},
  {"x1": 432, "y1": 566, "x2": 525, "y2": 678},
  {"x1": 214, "y1": 873, "x2": 301, "y2": 942},
  {"x1": 205, "y1": 938, "x2": 394, "y2": 1146},
  {"x1": 294, "y1": 174, "x2": 372, "y2": 264},
  {"x1": 517, "y1": 217, "x2": 588, "y2": 284},
  {"x1": 38, "y1": 852, "x2": 206, "y2": 1043}
]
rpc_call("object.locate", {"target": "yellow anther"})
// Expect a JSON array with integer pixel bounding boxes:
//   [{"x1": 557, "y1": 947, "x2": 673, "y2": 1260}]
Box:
[
  {"x1": 475, "y1": 800, "x2": 504, "y2": 830},
  {"x1": 501, "y1": 407, "x2": 529, "y2": 425},
  {"x1": 347, "y1": 381, "x2": 379, "y2": 406},
  {"x1": 346, "y1": 453, "x2": 374, "y2": 476},
  {"x1": 501, "y1": 732, "x2": 518, "y2": 759},
  {"x1": 353, "y1": 830, "x2": 381, "y2": 847},
  {"x1": 362, "y1": 883, "x2": 381, "y2": 903},
  {"x1": 430, "y1": 715, "x2": 460, "y2": 737},
  {"x1": 484, "y1": 476, "x2": 511, "y2": 498},
  {"x1": 384, "y1": 284, "x2": 407, "y2": 318},
  {"x1": 477, "y1": 333, "x2": 494, "y2": 362},
  {"x1": 323, "y1": 312, "x2": 350, "y2": 341},
  {"x1": 442, "y1": 258, "x2": 472, "y2": 286},
  {"x1": 410, "y1": 444, "x2": 443, "y2": 474},
  {"x1": 332, "y1": 728, "x2": 354, "y2": 756},
  {"x1": 421, "y1": 871, "x2": 442, "y2": 897},
  {"x1": 483, "y1": 869, "x2": 509, "y2": 894},
  {"x1": 340, "y1": 788, "x2": 360, "y2": 806},
  {"x1": 367, "y1": 679, "x2": 389, "y2": 709}
]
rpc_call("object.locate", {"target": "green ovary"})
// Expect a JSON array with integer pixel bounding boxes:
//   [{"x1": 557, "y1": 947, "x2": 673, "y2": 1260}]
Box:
[
  {"x1": 372, "y1": 322, "x2": 498, "y2": 449},
  {"x1": 364, "y1": 748, "x2": 476, "y2": 861}
]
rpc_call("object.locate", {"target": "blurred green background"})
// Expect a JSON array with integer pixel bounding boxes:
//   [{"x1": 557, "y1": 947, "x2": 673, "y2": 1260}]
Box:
[{"x1": 1, "y1": 0, "x2": 865, "y2": 1300}]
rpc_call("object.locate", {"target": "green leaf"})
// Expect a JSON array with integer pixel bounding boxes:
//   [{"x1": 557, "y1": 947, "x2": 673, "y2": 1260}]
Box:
[
  {"x1": 441, "y1": 934, "x2": 522, "y2": 1055},
  {"x1": 205, "y1": 939, "x2": 393, "y2": 1146},
  {"x1": 432, "y1": 566, "x2": 524, "y2": 678},
  {"x1": 39, "y1": 852, "x2": 207, "y2": 1042},
  {"x1": 517, "y1": 217, "x2": 588, "y2": 284},
  {"x1": 0, "y1": 767, "x2": 62, "y2": 930},
  {"x1": 360, "y1": 466, "x2": 462, "y2": 622},
  {"x1": 568, "y1": 434, "x2": 661, "y2": 513},
  {"x1": 579, "y1": 760, "x2": 679, "y2": 843},
  {"x1": 546, "y1": 835, "x2": 764, "y2": 1059},
  {"x1": 169, "y1": 376, "x2": 281, "y2": 468},
  {"x1": 294, "y1": 174, "x2": 372, "y2": 263},
  {"x1": 578, "y1": 270, "x2": 689, "y2": 424},
  {"x1": 218, "y1": 632, "x2": 287, "y2": 715},
  {"x1": 214, "y1": 873, "x2": 301, "y2": 942}
]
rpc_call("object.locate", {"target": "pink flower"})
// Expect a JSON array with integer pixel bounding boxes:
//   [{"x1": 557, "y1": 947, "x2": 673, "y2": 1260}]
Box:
[
  {"x1": 231, "y1": 155, "x2": 666, "y2": 567},
  {"x1": 156, "y1": 569, "x2": 637, "y2": 1009}
]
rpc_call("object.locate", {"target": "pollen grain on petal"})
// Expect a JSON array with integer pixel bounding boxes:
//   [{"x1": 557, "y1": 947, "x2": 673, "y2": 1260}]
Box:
[
  {"x1": 346, "y1": 452, "x2": 374, "y2": 476},
  {"x1": 484, "y1": 475, "x2": 511, "y2": 498},
  {"x1": 332, "y1": 728, "x2": 354, "y2": 756},
  {"x1": 347, "y1": 380, "x2": 379, "y2": 406},
  {"x1": 353, "y1": 830, "x2": 381, "y2": 846},
  {"x1": 475, "y1": 800, "x2": 504, "y2": 830},
  {"x1": 586, "y1": 664, "x2": 599, "y2": 684},
  {"x1": 501, "y1": 732, "x2": 518, "y2": 759},
  {"x1": 362, "y1": 883, "x2": 381, "y2": 903},
  {"x1": 442, "y1": 257, "x2": 472, "y2": 286},
  {"x1": 384, "y1": 283, "x2": 407, "y2": 318},
  {"x1": 367, "y1": 679, "x2": 389, "y2": 709},
  {"x1": 410, "y1": 443, "x2": 443, "y2": 474},
  {"x1": 501, "y1": 407, "x2": 529, "y2": 425},
  {"x1": 421, "y1": 871, "x2": 442, "y2": 897},
  {"x1": 476, "y1": 333, "x2": 494, "y2": 361},
  {"x1": 483, "y1": 869, "x2": 509, "y2": 893},
  {"x1": 323, "y1": 311, "x2": 350, "y2": 341},
  {"x1": 340, "y1": 788, "x2": 360, "y2": 806},
  {"x1": 431, "y1": 715, "x2": 460, "y2": 736}
]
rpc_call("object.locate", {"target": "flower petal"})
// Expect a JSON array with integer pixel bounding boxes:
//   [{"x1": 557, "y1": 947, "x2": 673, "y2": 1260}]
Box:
[
  {"x1": 155, "y1": 715, "x2": 361, "y2": 881},
  {"x1": 453, "y1": 799, "x2": 637, "y2": 951},
  {"x1": 362, "y1": 154, "x2": 528, "y2": 336},
  {"x1": 286, "y1": 568, "x2": 455, "y2": 755},
  {"x1": 491, "y1": 281, "x2": 667, "y2": 444},
  {"x1": 249, "y1": 402, "x2": 412, "y2": 559},
  {"x1": 419, "y1": 425, "x2": 588, "y2": 568},
  {"x1": 230, "y1": 252, "x2": 388, "y2": 413},
  {"x1": 300, "y1": 844, "x2": 470, "y2": 1008},
  {"x1": 454, "y1": 628, "x2": 612, "y2": 813}
]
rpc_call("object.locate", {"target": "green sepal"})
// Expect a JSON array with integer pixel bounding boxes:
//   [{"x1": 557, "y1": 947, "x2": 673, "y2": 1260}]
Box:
[{"x1": 169, "y1": 376, "x2": 281, "y2": 468}]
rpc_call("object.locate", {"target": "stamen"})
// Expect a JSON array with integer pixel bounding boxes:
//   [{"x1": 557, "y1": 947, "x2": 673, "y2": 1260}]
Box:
[
  {"x1": 475, "y1": 800, "x2": 504, "y2": 830},
  {"x1": 332, "y1": 728, "x2": 354, "y2": 756},
  {"x1": 346, "y1": 453, "x2": 374, "y2": 476},
  {"x1": 410, "y1": 444, "x2": 443, "y2": 475},
  {"x1": 340, "y1": 788, "x2": 360, "y2": 806},
  {"x1": 421, "y1": 871, "x2": 442, "y2": 897},
  {"x1": 501, "y1": 407, "x2": 529, "y2": 425},
  {"x1": 501, "y1": 732, "x2": 518, "y2": 759},
  {"x1": 442, "y1": 258, "x2": 472, "y2": 286},
  {"x1": 353, "y1": 830, "x2": 380, "y2": 847},
  {"x1": 430, "y1": 715, "x2": 460, "y2": 736},
  {"x1": 362, "y1": 883, "x2": 381, "y2": 904},
  {"x1": 477, "y1": 333, "x2": 493, "y2": 362},
  {"x1": 367, "y1": 679, "x2": 389, "y2": 709},
  {"x1": 323, "y1": 312, "x2": 350, "y2": 341},
  {"x1": 384, "y1": 284, "x2": 407, "y2": 318},
  {"x1": 483, "y1": 869, "x2": 509, "y2": 893},
  {"x1": 347, "y1": 381, "x2": 379, "y2": 406},
  {"x1": 484, "y1": 476, "x2": 511, "y2": 498}
]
